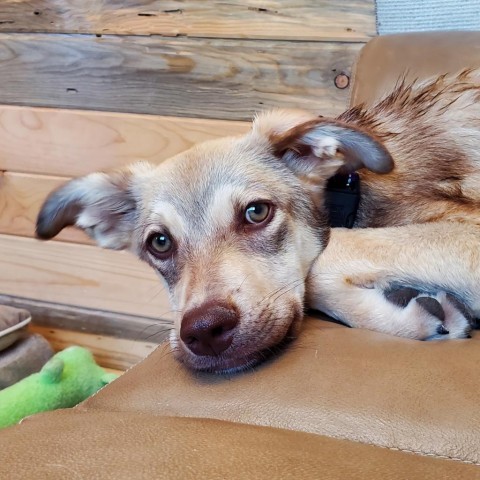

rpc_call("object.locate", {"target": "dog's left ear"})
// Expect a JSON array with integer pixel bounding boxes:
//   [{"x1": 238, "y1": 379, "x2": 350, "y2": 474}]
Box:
[
  {"x1": 36, "y1": 163, "x2": 152, "y2": 250},
  {"x1": 255, "y1": 110, "x2": 394, "y2": 182}
]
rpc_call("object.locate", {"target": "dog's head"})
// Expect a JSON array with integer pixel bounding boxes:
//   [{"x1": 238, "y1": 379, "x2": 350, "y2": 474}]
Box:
[{"x1": 36, "y1": 110, "x2": 392, "y2": 373}]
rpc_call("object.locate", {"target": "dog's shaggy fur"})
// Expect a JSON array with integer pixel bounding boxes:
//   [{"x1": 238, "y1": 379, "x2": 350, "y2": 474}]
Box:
[{"x1": 37, "y1": 69, "x2": 480, "y2": 372}]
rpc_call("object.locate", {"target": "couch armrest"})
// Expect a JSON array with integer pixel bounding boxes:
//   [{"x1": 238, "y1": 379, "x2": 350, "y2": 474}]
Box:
[{"x1": 350, "y1": 32, "x2": 480, "y2": 107}]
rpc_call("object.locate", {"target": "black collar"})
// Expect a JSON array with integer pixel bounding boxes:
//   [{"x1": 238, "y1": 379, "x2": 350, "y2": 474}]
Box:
[{"x1": 325, "y1": 173, "x2": 360, "y2": 228}]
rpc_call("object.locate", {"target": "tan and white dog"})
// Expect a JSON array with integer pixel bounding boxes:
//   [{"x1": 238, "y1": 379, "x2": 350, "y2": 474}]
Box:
[{"x1": 37, "y1": 69, "x2": 480, "y2": 373}]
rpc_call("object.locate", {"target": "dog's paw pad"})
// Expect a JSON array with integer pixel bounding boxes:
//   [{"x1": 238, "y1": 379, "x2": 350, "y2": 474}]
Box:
[
  {"x1": 415, "y1": 296, "x2": 446, "y2": 323},
  {"x1": 383, "y1": 286, "x2": 472, "y2": 340},
  {"x1": 384, "y1": 286, "x2": 421, "y2": 308}
]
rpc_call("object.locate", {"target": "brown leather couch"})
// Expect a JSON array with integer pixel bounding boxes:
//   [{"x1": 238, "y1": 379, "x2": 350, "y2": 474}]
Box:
[{"x1": 1, "y1": 33, "x2": 480, "y2": 479}]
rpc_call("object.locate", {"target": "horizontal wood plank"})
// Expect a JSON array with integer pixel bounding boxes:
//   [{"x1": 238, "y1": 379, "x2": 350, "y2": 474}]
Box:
[
  {"x1": 0, "y1": 105, "x2": 249, "y2": 177},
  {"x1": 0, "y1": 234, "x2": 174, "y2": 320},
  {"x1": 0, "y1": 34, "x2": 360, "y2": 120},
  {"x1": 0, "y1": 294, "x2": 171, "y2": 342},
  {"x1": 0, "y1": 1, "x2": 375, "y2": 42},
  {"x1": 29, "y1": 325, "x2": 159, "y2": 370},
  {"x1": 103, "y1": 367, "x2": 125, "y2": 375}
]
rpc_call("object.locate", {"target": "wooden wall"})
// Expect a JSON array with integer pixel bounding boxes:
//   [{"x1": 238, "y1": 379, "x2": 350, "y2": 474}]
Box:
[{"x1": 0, "y1": 1, "x2": 376, "y2": 342}]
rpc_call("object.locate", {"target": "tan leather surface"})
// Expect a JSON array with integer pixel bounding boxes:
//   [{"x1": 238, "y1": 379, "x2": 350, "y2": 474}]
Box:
[
  {"x1": 82, "y1": 318, "x2": 480, "y2": 465},
  {"x1": 350, "y1": 32, "x2": 480, "y2": 107},
  {"x1": 1, "y1": 410, "x2": 478, "y2": 479}
]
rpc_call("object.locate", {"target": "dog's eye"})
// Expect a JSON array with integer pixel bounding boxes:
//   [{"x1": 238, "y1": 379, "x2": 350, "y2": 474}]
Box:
[
  {"x1": 245, "y1": 202, "x2": 272, "y2": 224},
  {"x1": 147, "y1": 232, "x2": 173, "y2": 257}
]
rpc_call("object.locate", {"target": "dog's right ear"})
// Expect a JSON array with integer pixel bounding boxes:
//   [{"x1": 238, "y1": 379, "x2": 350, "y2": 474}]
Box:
[
  {"x1": 36, "y1": 163, "x2": 153, "y2": 250},
  {"x1": 253, "y1": 109, "x2": 393, "y2": 182}
]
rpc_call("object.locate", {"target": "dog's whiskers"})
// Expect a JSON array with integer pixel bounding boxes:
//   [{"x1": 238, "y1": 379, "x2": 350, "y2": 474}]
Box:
[
  {"x1": 142, "y1": 327, "x2": 174, "y2": 342},
  {"x1": 258, "y1": 276, "x2": 305, "y2": 306}
]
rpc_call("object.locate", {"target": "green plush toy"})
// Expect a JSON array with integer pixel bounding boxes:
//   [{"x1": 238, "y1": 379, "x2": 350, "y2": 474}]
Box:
[{"x1": 0, "y1": 346, "x2": 118, "y2": 429}]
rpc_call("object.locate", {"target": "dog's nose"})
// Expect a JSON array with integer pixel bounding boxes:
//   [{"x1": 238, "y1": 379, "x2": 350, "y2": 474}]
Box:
[{"x1": 180, "y1": 302, "x2": 239, "y2": 356}]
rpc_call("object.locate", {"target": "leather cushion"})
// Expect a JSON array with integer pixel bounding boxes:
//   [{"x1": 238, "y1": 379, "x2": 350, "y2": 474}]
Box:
[
  {"x1": 0, "y1": 410, "x2": 477, "y2": 479},
  {"x1": 82, "y1": 318, "x2": 480, "y2": 465}
]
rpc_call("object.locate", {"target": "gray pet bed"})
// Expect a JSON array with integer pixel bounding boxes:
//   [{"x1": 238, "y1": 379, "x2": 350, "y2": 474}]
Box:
[{"x1": 0, "y1": 305, "x2": 53, "y2": 389}]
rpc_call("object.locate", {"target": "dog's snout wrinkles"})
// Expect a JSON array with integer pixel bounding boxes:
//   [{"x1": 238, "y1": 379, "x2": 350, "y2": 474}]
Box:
[{"x1": 180, "y1": 302, "x2": 239, "y2": 356}]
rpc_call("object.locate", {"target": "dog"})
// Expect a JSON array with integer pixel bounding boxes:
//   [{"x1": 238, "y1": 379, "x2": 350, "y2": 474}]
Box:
[{"x1": 36, "y1": 69, "x2": 480, "y2": 373}]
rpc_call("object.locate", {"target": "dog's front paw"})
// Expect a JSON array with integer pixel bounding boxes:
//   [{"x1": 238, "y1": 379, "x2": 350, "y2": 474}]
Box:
[{"x1": 384, "y1": 286, "x2": 474, "y2": 340}]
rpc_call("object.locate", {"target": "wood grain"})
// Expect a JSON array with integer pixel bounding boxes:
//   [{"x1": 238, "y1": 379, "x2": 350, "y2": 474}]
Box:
[
  {"x1": 0, "y1": 105, "x2": 249, "y2": 177},
  {"x1": 0, "y1": 1, "x2": 375, "y2": 42},
  {"x1": 0, "y1": 234, "x2": 174, "y2": 319},
  {"x1": 0, "y1": 294, "x2": 171, "y2": 342},
  {"x1": 0, "y1": 34, "x2": 361, "y2": 120},
  {"x1": 29, "y1": 325, "x2": 160, "y2": 370}
]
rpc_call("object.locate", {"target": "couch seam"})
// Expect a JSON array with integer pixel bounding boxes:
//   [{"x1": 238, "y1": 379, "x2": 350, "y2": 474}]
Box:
[
  {"x1": 78, "y1": 402, "x2": 480, "y2": 467},
  {"x1": 322, "y1": 431, "x2": 480, "y2": 466}
]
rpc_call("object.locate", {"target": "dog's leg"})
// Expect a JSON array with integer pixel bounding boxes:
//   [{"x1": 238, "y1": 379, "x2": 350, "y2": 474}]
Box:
[{"x1": 307, "y1": 222, "x2": 480, "y2": 340}]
